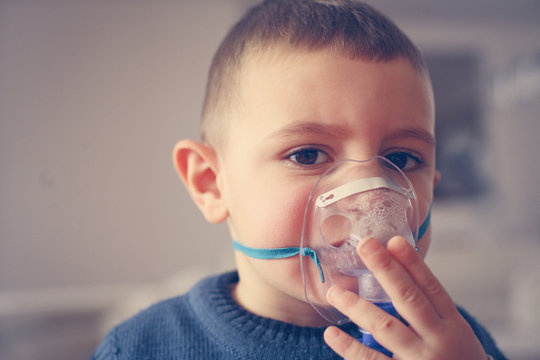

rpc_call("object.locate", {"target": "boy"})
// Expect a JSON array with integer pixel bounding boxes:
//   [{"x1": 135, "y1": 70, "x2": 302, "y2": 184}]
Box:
[{"x1": 92, "y1": 1, "x2": 506, "y2": 359}]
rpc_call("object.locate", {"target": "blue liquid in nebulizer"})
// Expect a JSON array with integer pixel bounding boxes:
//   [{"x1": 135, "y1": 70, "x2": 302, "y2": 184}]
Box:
[{"x1": 345, "y1": 269, "x2": 399, "y2": 358}]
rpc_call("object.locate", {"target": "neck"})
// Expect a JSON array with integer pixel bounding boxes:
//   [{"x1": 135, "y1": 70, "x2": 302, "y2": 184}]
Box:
[{"x1": 233, "y1": 255, "x2": 330, "y2": 327}]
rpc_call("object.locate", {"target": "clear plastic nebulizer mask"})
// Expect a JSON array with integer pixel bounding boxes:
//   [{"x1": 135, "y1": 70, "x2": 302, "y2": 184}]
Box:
[
  {"x1": 299, "y1": 156, "x2": 426, "y2": 356},
  {"x1": 300, "y1": 156, "x2": 420, "y2": 325}
]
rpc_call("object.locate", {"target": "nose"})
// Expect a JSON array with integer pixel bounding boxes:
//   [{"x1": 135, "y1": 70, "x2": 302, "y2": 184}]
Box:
[
  {"x1": 346, "y1": 157, "x2": 388, "y2": 179},
  {"x1": 324, "y1": 155, "x2": 397, "y2": 185}
]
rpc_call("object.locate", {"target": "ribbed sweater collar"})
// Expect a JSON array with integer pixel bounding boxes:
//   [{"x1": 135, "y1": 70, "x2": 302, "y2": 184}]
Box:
[{"x1": 187, "y1": 271, "x2": 357, "y2": 359}]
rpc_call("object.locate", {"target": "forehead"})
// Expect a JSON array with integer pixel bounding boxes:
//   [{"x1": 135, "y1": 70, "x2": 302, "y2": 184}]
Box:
[{"x1": 228, "y1": 47, "x2": 434, "y2": 147}]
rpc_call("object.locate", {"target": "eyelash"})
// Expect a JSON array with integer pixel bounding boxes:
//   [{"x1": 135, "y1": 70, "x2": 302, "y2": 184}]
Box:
[
  {"x1": 285, "y1": 146, "x2": 332, "y2": 168},
  {"x1": 383, "y1": 151, "x2": 424, "y2": 172},
  {"x1": 285, "y1": 147, "x2": 425, "y2": 172}
]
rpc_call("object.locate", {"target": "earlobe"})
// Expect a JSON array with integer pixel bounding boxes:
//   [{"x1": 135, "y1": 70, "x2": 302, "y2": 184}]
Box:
[{"x1": 173, "y1": 140, "x2": 228, "y2": 224}]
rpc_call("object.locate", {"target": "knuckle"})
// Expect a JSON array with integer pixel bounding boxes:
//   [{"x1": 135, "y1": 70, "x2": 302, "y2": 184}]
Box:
[
  {"x1": 423, "y1": 275, "x2": 444, "y2": 296},
  {"x1": 398, "y1": 285, "x2": 425, "y2": 306},
  {"x1": 360, "y1": 349, "x2": 382, "y2": 360},
  {"x1": 372, "y1": 311, "x2": 396, "y2": 333},
  {"x1": 342, "y1": 340, "x2": 378, "y2": 360},
  {"x1": 339, "y1": 334, "x2": 358, "y2": 357}
]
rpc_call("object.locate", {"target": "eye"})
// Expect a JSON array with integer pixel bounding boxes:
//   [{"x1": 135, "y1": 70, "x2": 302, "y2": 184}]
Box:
[
  {"x1": 384, "y1": 151, "x2": 423, "y2": 171},
  {"x1": 287, "y1": 147, "x2": 331, "y2": 167}
]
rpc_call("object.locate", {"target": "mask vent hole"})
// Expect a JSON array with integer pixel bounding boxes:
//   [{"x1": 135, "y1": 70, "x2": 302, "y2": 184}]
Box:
[{"x1": 320, "y1": 215, "x2": 351, "y2": 248}]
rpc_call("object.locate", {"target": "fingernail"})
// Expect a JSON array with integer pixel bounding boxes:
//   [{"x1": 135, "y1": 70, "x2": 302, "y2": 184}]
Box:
[
  {"x1": 327, "y1": 285, "x2": 344, "y2": 299},
  {"x1": 360, "y1": 238, "x2": 380, "y2": 254}
]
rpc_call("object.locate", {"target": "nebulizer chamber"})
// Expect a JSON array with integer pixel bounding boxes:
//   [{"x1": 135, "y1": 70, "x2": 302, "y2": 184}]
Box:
[{"x1": 300, "y1": 156, "x2": 420, "y2": 356}]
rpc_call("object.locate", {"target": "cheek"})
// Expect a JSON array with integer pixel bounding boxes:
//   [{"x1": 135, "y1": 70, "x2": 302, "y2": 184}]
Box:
[
  {"x1": 231, "y1": 180, "x2": 314, "y2": 248},
  {"x1": 406, "y1": 171, "x2": 434, "y2": 257},
  {"x1": 258, "y1": 189, "x2": 311, "y2": 247},
  {"x1": 409, "y1": 172, "x2": 434, "y2": 221}
]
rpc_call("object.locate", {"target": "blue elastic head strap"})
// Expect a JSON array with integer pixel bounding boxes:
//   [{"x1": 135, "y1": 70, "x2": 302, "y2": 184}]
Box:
[
  {"x1": 232, "y1": 240, "x2": 325, "y2": 282},
  {"x1": 232, "y1": 207, "x2": 432, "y2": 284},
  {"x1": 415, "y1": 204, "x2": 431, "y2": 248}
]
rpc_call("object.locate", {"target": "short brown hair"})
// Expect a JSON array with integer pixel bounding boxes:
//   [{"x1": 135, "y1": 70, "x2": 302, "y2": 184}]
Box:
[{"x1": 201, "y1": 0, "x2": 426, "y2": 147}]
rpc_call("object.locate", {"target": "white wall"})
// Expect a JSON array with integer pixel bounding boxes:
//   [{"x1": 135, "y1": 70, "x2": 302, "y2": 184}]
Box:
[{"x1": 1, "y1": 0, "x2": 241, "y2": 291}]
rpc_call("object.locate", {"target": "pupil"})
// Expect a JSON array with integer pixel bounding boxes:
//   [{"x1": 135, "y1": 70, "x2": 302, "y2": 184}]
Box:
[
  {"x1": 387, "y1": 153, "x2": 406, "y2": 169},
  {"x1": 297, "y1": 149, "x2": 318, "y2": 164}
]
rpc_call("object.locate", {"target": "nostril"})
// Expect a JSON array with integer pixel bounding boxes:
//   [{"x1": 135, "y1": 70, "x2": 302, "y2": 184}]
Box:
[{"x1": 331, "y1": 239, "x2": 346, "y2": 248}]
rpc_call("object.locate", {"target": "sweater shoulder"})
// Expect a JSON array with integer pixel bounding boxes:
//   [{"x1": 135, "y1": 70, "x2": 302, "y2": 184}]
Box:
[
  {"x1": 90, "y1": 272, "x2": 235, "y2": 360},
  {"x1": 457, "y1": 305, "x2": 508, "y2": 360},
  {"x1": 91, "y1": 293, "x2": 197, "y2": 360},
  {"x1": 116, "y1": 294, "x2": 191, "y2": 334}
]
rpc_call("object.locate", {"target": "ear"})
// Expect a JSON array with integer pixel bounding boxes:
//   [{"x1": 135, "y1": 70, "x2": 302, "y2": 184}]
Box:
[
  {"x1": 173, "y1": 139, "x2": 228, "y2": 224},
  {"x1": 433, "y1": 169, "x2": 442, "y2": 188}
]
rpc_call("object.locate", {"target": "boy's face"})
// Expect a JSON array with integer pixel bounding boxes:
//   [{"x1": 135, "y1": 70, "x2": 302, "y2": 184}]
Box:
[{"x1": 216, "y1": 48, "x2": 436, "y2": 325}]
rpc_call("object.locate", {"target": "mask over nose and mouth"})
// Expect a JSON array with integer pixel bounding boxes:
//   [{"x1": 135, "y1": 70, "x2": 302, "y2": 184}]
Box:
[
  {"x1": 232, "y1": 156, "x2": 430, "y2": 326},
  {"x1": 315, "y1": 183, "x2": 414, "y2": 274},
  {"x1": 300, "y1": 156, "x2": 421, "y2": 325}
]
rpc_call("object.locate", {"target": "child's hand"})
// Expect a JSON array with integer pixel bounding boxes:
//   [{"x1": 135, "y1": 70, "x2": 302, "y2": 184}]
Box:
[{"x1": 323, "y1": 236, "x2": 488, "y2": 360}]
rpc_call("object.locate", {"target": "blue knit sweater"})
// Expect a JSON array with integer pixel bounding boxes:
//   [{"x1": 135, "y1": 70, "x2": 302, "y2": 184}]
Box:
[{"x1": 91, "y1": 271, "x2": 507, "y2": 359}]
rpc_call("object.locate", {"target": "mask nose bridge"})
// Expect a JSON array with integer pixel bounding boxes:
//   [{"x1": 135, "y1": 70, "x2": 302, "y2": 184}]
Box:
[
  {"x1": 348, "y1": 160, "x2": 386, "y2": 179},
  {"x1": 331, "y1": 156, "x2": 389, "y2": 183},
  {"x1": 316, "y1": 158, "x2": 406, "y2": 209}
]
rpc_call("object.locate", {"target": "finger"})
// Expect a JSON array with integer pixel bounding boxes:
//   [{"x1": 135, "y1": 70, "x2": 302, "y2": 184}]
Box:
[
  {"x1": 386, "y1": 236, "x2": 458, "y2": 319},
  {"x1": 356, "y1": 237, "x2": 442, "y2": 334},
  {"x1": 326, "y1": 285, "x2": 421, "y2": 357},
  {"x1": 324, "y1": 326, "x2": 390, "y2": 360}
]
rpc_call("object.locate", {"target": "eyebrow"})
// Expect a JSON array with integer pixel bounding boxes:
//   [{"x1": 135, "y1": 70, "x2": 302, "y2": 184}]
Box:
[
  {"x1": 388, "y1": 128, "x2": 436, "y2": 146},
  {"x1": 268, "y1": 121, "x2": 350, "y2": 140},
  {"x1": 268, "y1": 121, "x2": 435, "y2": 146}
]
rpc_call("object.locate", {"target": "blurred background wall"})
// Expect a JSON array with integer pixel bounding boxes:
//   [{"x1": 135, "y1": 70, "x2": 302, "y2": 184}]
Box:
[{"x1": 1, "y1": 0, "x2": 539, "y2": 359}]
